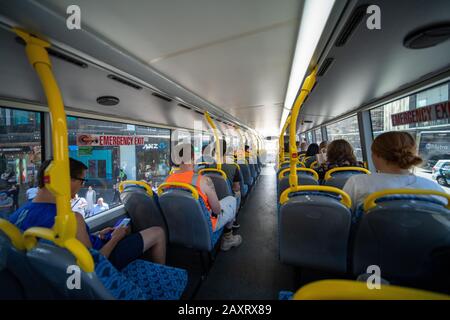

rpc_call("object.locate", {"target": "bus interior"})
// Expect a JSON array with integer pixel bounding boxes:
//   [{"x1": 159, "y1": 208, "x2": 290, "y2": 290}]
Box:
[{"x1": 0, "y1": 0, "x2": 450, "y2": 301}]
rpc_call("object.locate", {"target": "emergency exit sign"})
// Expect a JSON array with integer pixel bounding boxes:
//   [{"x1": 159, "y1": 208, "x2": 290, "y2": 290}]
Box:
[{"x1": 391, "y1": 100, "x2": 450, "y2": 126}]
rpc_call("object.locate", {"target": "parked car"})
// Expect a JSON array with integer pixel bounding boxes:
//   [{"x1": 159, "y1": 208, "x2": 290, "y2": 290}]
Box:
[{"x1": 432, "y1": 160, "x2": 450, "y2": 186}]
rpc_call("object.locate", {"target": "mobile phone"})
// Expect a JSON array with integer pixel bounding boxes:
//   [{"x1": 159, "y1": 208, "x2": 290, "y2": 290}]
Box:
[{"x1": 115, "y1": 218, "x2": 130, "y2": 228}]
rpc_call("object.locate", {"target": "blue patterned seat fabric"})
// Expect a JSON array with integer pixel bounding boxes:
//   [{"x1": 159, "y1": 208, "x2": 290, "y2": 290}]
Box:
[
  {"x1": 278, "y1": 290, "x2": 294, "y2": 300},
  {"x1": 122, "y1": 260, "x2": 188, "y2": 300},
  {"x1": 90, "y1": 249, "x2": 187, "y2": 300}
]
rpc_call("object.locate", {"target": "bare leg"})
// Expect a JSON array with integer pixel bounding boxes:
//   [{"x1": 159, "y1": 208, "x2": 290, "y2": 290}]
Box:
[{"x1": 139, "y1": 226, "x2": 166, "y2": 265}]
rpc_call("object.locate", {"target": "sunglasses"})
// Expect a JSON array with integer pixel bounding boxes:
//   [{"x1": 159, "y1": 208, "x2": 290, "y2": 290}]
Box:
[{"x1": 72, "y1": 177, "x2": 88, "y2": 185}]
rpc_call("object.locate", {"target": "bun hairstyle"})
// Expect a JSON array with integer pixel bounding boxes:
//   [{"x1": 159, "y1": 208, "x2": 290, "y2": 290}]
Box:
[{"x1": 371, "y1": 132, "x2": 422, "y2": 169}]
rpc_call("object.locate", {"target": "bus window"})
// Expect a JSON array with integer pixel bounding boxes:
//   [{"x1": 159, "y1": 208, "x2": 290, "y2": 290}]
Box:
[
  {"x1": 0, "y1": 106, "x2": 42, "y2": 213},
  {"x1": 68, "y1": 116, "x2": 170, "y2": 217},
  {"x1": 325, "y1": 115, "x2": 362, "y2": 160},
  {"x1": 370, "y1": 81, "x2": 450, "y2": 191}
]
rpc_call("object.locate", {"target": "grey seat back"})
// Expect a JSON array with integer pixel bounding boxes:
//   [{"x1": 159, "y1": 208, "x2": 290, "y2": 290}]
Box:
[
  {"x1": 324, "y1": 171, "x2": 366, "y2": 189},
  {"x1": 249, "y1": 164, "x2": 257, "y2": 179},
  {"x1": 27, "y1": 242, "x2": 114, "y2": 299},
  {"x1": 0, "y1": 232, "x2": 58, "y2": 299},
  {"x1": 120, "y1": 185, "x2": 167, "y2": 235},
  {"x1": 352, "y1": 200, "x2": 450, "y2": 289},
  {"x1": 279, "y1": 194, "x2": 351, "y2": 273},
  {"x1": 201, "y1": 172, "x2": 233, "y2": 200},
  {"x1": 239, "y1": 164, "x2": 253, "y2": 186},
  {"x1": 158, "y1": 189, "x2": 213, "y2": 251},
  {"x1": 277, "y1": 175, "x2": 318, "y2": 200}
]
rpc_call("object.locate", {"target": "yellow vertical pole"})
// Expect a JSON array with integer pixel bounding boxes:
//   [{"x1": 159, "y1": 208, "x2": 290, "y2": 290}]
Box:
[
  {"x1": 204, "y1": 113, "x2": 222, "y2": 170},
  {"x1": 289, "y1": 68, "x2": 317, "y2": 188},
  {"x1": 14, "y1": 29, "x2": 94, "y2": 272}
]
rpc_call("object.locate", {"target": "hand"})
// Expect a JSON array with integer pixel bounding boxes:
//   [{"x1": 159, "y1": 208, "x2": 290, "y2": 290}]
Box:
[
  {"x1": 98, "y1": 227, "x2": 114, "y2": 240},
  {"x1": 110, "y1": 226, "x2": 129, "y2": 242}
]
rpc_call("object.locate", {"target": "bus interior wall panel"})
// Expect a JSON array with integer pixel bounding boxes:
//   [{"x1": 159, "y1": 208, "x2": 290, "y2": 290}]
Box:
[
  {"x1": 0, "y1": 0, "x2": 253, "y2": 132},
  {"x1": 296, "y1": 0, "x2": 450, "y2": 133},
  {"x1": 0, "y1": 28, "x2": 210, "y2": 131}
]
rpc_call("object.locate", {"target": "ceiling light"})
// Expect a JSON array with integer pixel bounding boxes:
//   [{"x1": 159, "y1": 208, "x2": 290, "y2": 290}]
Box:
[{"x1": 280, "y1": 0, "x2": 336, "y2": 131}]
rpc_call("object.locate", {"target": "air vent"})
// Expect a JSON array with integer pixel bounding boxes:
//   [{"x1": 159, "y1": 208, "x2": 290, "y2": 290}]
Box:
[
  {"x1": 97, "y1": 96, "x2": 120, "y2": 106},
  {"x1": 404, "y1": 23, "x2": 450, "y2": 49},
  {"x1": 15, "y1": 37, "x2": 88, "y2": 68},
  {"x1": 303, "y1": 120, "x2": 313, "y2": 123},
  {"x1": 317, "y1": 57, "x2": 334, "y2": 76},
  {"x1": 152, "y1": 92, "x2": 172, "y2": 102},
  {"x1": 334, "y1": 5, "x2": 368, "y2": 47},
  {"x1": 107, "y1": 74, "x2": 142, "y2": 90},
  {"x1": 195, "y1": 110, "x2": 204, "y2": 116},
  {"x1": 177, "y1": 103, "x2": 191, "y2": 110}
]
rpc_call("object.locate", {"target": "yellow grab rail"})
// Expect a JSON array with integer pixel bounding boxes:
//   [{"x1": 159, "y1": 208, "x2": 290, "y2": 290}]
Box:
[
  {"x1": 14, "y1": 29, "x2": 94, "y2": 272},
  {"x1": 278, "y1": 115, "x2": 291, "y2": 167},
  {"x1": 23, "y1": 227, "x2": 94, "y2": 272},
  {"x1": 324, "y1": 167, "x2": 371, "y2": 181},
  {"x1": 278, "y1": 168, "x2": 319, "y2": 181},
  {"x1": 363, "y1": 189, "x2": 450, "y2": 212},
  {"x1": 119, "y1": 180, "x2": 153, "y2": 196},
  {"x1": 0, "y1": 219, "x2": 25, "y2": 250},
  {"x1": 204, "y1": 113, "x2": 222, "y2": 170},
  {"x1": 309, "y1": 160, "x2": 318, "y2": 169},
  {"x1": 293, "y1": 280, "x2": 450, "y2": 300},
  {"x1": 288, "y1": 68, "x2": 317, "y2": 188},
  {"x1": 198, "y1": 168, "x2": 228, "y2": 180},
  {"x1": 280, "y1": 185, "x2": 352, "y2": 208},
  {"x1": 158, "y1": 182, "x2": 199, "y2": 200},
  {"x1": 279, "y1": 160, "x2": 305, "y2": 168}
]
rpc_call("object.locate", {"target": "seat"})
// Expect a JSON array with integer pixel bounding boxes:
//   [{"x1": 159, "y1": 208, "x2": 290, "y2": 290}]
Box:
[
  {"x1": 249, "y1": 163, "x2": 257, "y2": 180},
  {"x1": 279, "y1": 161, "x2": 305, "y2": 171},
  {"x1": 221, "y1": 163, "x2": 247, "y2": 198},
  {"x1": 292, "y1": 280, "x2": 450, "y2": 300},
  {"x1": 198, "y1": 168, "x2": 233, "y2": 200},
  {"x1": 352, "y1": 190, "x2": 450, "y2": 293},
  {"x1": 277, "y1": 168, "x2": 319, "y2": 200},
  {"x1": 323, "y1": 167, "x2": 370, "y2": 189},
  {"x1": 158, "y1": 183, "x2": 223, "y2": 252},
  {"x1": 239, "y1": 163, "x2": 254, "y2": 188},
  {"x1": 279, "y1": 186, "x2": 352, "y2": 273},
  {"x1": 304, "y1": 157, "x2": 316, "y2": 168},
  {"x1": 0, "y1": 229, "x2": 60, "y2": 299},
  {"x1": 119, "y1": 181, "x2": 168, "y2": 235}
]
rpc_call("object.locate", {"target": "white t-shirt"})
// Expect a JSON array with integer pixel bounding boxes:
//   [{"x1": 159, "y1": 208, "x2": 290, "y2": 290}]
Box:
[
  {"x1": 71, "y1": 197, "x2": 88, "y2": 217},
  {"x1": 343, "y1": 172, "x2": 447, "y2": 210},
  {"x1": 26, "y1": 187, "x2": 38, "y2": 200}
]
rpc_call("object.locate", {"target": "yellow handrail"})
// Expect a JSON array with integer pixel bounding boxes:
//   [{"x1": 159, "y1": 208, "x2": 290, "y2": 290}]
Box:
[
  {"x1": 198, "y1": 168, "x2": 228, "y2": 180},
  {"x1": 0, "y1": 219, "x2": 25, "y2": 250},
  {"x1": 14, "y1": 29, "x2": 93, "y2": 272},
  {"x1": 278, "y1": 168, "x2": 319, "y2": 181},
  {"x1": 293, "y1": 280, "x2": 450, "y2": 300},
  {"x1": 279, "y1": 185, "x2": 352, "y2": 208},
  {"x1": 363, "y1": 189, "x2": 450, "y2": 212},
  {"x1": 324, "y1": 167, "x2": 371, "y2": 181},
  {"x1": 204, "y1": 113, "x2": 222, "y2": 170},
  {"x1": 158, "y1": 182, "x2": 199, "y2": 200},
  {"x1": 119, "y1": 180, "x2": 153, "y2": 196},
  {"x1": 288, "y1": 68, "x2": 317, "y2": 188},
  {"x1": 278, "y1": 115, "x2": 291, "y2": 167},
  {"x1": 309, "y1": 160, "x2": 318, "y2": 169}
]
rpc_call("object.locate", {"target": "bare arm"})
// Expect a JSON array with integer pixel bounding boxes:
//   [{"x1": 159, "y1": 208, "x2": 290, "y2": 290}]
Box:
[
  {"x1": 202, "y1": 176, "x2": 221, "y2": 215},
  {"x1": 75, "y1": 212, "x2": 92, "y2": 249}
]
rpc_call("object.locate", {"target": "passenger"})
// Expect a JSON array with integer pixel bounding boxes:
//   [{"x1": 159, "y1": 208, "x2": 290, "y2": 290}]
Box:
[
  {"x1": 317, "y1": 141, "x2": 328, "y2": 165},
  {"x1": 316, "y1": 139, "x2": 363, "y2": 180},
  {"x1": 304, "y1": 143, "x2": 320, "y2": 167},
  {"x1": 220, "y1": 140, "x2": 242, "y2": 222},
  {"x1": 8, "y1": 158, "x2": 166, "y2": 270},
  {"x1": 343, "y1": 131, "x2": 447, "y2": 210},
  {"x1": 166, "y1": 143, "x2": 242, "y2": 251}
]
